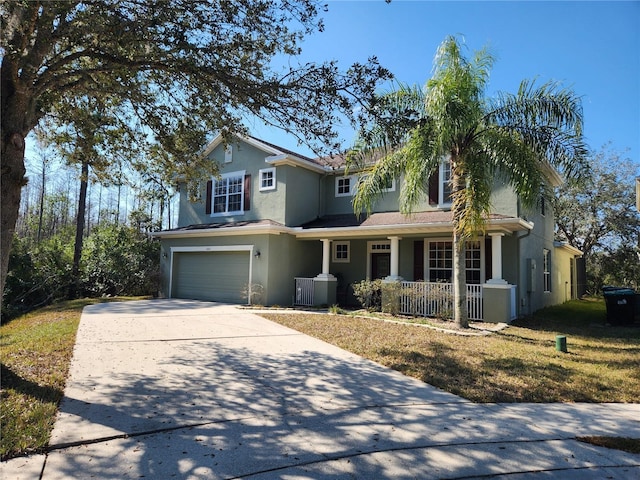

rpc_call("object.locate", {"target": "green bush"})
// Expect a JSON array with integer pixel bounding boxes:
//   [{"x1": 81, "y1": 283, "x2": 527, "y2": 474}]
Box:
[
  {"x1": 2, "y1": 235, "x2": 74, "y2": 321},
  {"x1": 352, "y1": 279, "x2": 383, "y2": 311},
  {"x1": 82, "y1": 224, "x2": 160, "y2": 297},
  {"x1": 381, "y1": 281, "x2": 402, "y2": 315}
]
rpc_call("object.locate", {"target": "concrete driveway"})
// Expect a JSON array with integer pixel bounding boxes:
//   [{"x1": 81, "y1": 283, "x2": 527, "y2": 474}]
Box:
[{"x1": 3, "y1": 299, "x2": 639, "y2": 479}]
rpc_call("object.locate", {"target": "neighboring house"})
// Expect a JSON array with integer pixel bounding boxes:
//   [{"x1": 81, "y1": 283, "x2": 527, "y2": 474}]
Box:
[{"x1": 151, "y1": 133, "x2": 582, "y2": 322}]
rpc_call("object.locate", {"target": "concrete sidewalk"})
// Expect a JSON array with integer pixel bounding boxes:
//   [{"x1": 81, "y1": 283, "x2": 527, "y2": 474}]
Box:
[{"x1": 3, "y1": 299, "x2": 639, "y2": 479}]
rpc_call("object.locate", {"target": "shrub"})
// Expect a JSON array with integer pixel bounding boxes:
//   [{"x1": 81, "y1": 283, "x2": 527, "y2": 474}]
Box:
[
  {"x1": 81, "y1": 224, "x2": 160, "y2": 297},
  {"x1": 2, "y1": 235, "x2": 74, "y2": 322},
  {"x1": 352, "y1": 279, "x2": 383, "y2": 311}
]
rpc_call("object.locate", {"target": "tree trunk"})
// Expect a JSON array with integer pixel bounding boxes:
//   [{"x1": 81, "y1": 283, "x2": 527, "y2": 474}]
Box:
[
  {"x1": 71, "y1": 161, "x2": 89, "y2": 298},
  {"x1": 452, "y1": 230, "x2": 468, "y2": 328},
  {"x1": 37, "y1": 158, "x2": 46, "y2": 242},
  {"x1": 450, "y1": 158, "x2": 469, "y2": 328},
  {"x1": 0, "y1": 133, "x2": 27, "y2": 310}
]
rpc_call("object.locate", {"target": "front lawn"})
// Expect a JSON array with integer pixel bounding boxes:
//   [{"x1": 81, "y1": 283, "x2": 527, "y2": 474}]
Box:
[
  {"x1": 261, "y1": 298, "x2": 640, "y2": 403},
  {"x1": 0, "y1": 297, "x2": 146, "y2": 460},
  {"x1": 2, "y1": 296, "x2": 637, "y2": 460}
]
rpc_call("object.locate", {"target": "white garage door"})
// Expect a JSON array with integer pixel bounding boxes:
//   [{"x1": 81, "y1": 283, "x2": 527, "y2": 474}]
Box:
[{"x1": 171, "y1": 251, "x2": 250, "y2": 303}]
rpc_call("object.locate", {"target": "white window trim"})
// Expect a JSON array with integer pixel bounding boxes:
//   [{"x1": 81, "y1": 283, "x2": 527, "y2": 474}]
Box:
[
  {"x1": 332, "y1": 241, "x2": 350, "y2": 263},
  {"x1": 335, "y1": 175, "x2": 356, "y2": 197},
  {"x1": 381, "y1": 177, "x2": 396, "y2": 192},
  {"x1": 366, "y1": 240, "x2": 391, "y2": 279},
  {"x1": 357, "y1": 174, "x2": 396, "y2": 193},
  {"x1": 543, "y1": 249, "x2": 551, "y2": 292},
  {"x1": 259, "y1": 167, "x2": 276, "y2": 191},
  {"x1": 424, "y1": 238, "x2": 485, "y2": 284},
  {"x1": 439, "y1": 159, "x2": 452, "y2": 207},
  {"x1": 210, "y1": 170, "x2": 245, "y2": 217},
  {"x1": 224, "y1": 145, "x2": 233, "y2": 163}
]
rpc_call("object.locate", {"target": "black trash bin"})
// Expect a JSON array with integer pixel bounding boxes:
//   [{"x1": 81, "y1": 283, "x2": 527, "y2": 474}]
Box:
[{"x1": 602, "y1": 286, "x2": 636, "y2": 326}]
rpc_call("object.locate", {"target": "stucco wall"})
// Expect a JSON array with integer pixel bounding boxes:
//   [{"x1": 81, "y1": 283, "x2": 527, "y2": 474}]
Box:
[{"x1": 158, "y1": 232, "x2": 321, "y2": 306}]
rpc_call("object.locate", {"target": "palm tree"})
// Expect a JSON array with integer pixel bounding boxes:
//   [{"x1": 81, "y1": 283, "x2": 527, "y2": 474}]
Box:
[{"x1": 349, "y1": 36, "x2": 588, "y2": 328}]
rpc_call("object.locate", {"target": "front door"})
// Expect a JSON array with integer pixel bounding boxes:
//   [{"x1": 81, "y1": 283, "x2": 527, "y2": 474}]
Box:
[{"x1": 371, "y1": 252, "x2": 391, "y2": 279}]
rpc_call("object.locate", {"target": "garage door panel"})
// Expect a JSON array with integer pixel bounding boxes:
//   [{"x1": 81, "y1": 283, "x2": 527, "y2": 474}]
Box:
[{"x1": 172, "y1": 251, "x2": 249, "y2": 303}]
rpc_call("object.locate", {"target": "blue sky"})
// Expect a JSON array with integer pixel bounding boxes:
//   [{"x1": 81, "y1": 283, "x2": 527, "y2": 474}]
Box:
[{"x1": 253, "y1": 0, "x2": 640, "y2": 168}]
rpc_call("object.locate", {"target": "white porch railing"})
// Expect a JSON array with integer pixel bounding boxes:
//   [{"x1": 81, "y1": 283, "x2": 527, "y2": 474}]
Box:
[
  {"x1": 294, "y1": 277, "x2": 314, "y2": 306},
  {"x1": 398, "y1": 282, "x2": 484, "y2": 321}
]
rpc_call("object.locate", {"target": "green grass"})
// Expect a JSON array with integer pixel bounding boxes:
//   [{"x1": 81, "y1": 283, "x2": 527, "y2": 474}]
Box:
[
  {"x1": 263, "y1": 298, "x2": 640, "y2": 453},
  {"x1": 0, "y1": 297, "x2": 146, "y2": 460},
  {"x1": 261, "y1": 298, "x2": 640, "y2": 403},
  {"x1": 2, "y1": 296, "x2": 637, "y2": 460}
]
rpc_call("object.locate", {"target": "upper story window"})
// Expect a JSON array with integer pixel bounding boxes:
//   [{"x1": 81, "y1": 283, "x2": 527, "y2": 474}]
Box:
[
  {"x1": 211, "y1": 171, "x2": 245, "y2": 216},
  {"x1": 540, "y1": 196, "x2": 546, "y2": 216},
  {"x1": 428, "y1": 158, "x2": 452, "y2": 207},
  {"x1": 259, "y1": 167, "x2": 276, "y2": 191},
  {"x1": 358, "y1": 174, "x2": 396, "y2": 193},
  {"x1": 336, "y1": 176, "x2": 355, "y2": 197},
  {"x1": 439, "y1": 159, "x2": 452, "y2": 205},
  {"x1": 381, "y1": 177, "x2": 396, "y2": 192},
  {"x1": 224, "y1": 145, "x2": 233, "y2": 163}
]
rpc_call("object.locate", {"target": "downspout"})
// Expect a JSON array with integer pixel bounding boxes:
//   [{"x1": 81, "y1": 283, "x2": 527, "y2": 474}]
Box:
[
  {"x1": 516, "y1": 200, "x2": 534, "y2": 316},
  {"x1": 517, "y1": 228, "x2": 532, "y2": 314}
]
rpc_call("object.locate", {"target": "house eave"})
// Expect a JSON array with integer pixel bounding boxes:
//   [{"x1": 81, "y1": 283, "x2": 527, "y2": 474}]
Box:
[
  {"x1": 554, "y1": 240, "x2": 583, "y2": 257},
  {"x1": 265, "y1": 154, "x2": 330, "y2": 173},
  {"x1": 293, "y1": 217, "x2": 534, "y2": 240},
  {"x1": 150, "y1": 224, "x2": 291, "y2": 239}
]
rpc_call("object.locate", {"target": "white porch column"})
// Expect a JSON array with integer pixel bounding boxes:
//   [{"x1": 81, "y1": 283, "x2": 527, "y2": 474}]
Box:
[
  {"x1": 316, "y1": 238, "x2": 335, "y2": 279},
  {"x1": 385, "y1": 236, "x2": 403, "y2": 281},
  {"x1": 487, "y1": 233, "x2": 507, "y2": 285}
]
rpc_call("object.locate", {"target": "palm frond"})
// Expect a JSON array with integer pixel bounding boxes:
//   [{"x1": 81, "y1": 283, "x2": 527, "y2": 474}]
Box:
[{"x1": 486, "y1": 79, "x2": 590, "y2": 181}]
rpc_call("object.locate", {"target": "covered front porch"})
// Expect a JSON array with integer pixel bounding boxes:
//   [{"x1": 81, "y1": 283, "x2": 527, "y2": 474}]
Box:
[{"x1": 293, "y1": 212, "x2": 532, "y2": 323}]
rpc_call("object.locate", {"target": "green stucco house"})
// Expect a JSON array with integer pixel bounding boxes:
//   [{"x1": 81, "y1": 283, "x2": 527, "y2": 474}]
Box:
[{"x1": 152, "y1": 133, "x2": 582, "y2": 322}]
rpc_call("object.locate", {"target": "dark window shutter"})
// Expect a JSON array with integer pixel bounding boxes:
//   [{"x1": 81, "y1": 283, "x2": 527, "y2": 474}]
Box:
[
  {"x1": 428, "y1": 170, "x2": 439, "y2": 205},
  {"x1": 485, "y1": 237, "x2": 492, "y2": 281},
  {"x1": 413, "y1": 240, "x2": 424, "y2": 281},
  {"x1": 205, "y1": 180, "x2": 213, "y2": 214},
  {"x1": 244, "y1": 174, "x2": 251, "y2": 211}
]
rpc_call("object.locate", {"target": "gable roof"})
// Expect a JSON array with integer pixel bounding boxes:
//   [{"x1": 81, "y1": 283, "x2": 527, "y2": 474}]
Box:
[{"x1": 200, "y1": 132, "x2": 331, "y2": 173}]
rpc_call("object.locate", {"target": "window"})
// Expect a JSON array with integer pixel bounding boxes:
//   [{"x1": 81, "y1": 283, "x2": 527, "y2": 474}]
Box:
[
  {"x1": 540, "y1": 196, "x2": 546, "y2": 216},
  {"x1": 428, "y1": 241, "x2": 453, "y2": 282},
  {"x1": 543, "y1": 249, "x2": 551, "y2": 292},
  {"x1": 224, "y1": 145, "x2": 233, "y2": 163},
  {"x1": 259, "y1": 167, "x2": 276, "y2": 191},
  {"x1": 335, "y1": 176, "x2": 355, "y2": 197},
  {"x1": 381, "y1": 176, "x2": 396, "y2": 192},
  {"x1": 356, "y1": 175, "x2": 395, "y2": 193},
  {"x1": 464, "y1": 241, "x2": 482, "y2": 284},
  {"x1": 428, "y1": 240, "x2": 482, "y2": 283},
  {"x1": 211, "y1": 171, "x2": 245, "y2": 215},
  {"x1": 333, "y1": 241, "x2": 350, "y2": 263},
  {"x1": 440, "y1": 159, "x2": 452, "y2": 205},
  {"x1": 370, "y1": 242, "x2": 391, "y2": 252}
]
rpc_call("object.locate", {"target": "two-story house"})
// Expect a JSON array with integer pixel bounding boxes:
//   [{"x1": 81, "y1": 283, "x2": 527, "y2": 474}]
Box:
[{"x1": 152, "y1": 133, "x2": 582, "y2": 322}]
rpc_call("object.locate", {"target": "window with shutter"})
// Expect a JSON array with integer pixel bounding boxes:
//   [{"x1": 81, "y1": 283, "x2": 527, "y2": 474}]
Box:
[
  {"x1": 207, "y1": 171, "x2": 246, "y2": 216},
  {"x1": 428, "y1": 159, "x2": 453, "y2": 207}
]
